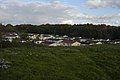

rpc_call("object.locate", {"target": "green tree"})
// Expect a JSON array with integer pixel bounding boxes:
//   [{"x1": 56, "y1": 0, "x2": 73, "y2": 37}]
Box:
[
  {"x1": 0, "y1": 23, "x2": 3, "y2": 48},
  {"x1": 20, "y1": 33, "x2": 29, "y2": 40},
  {"x1": 5, "y1": 24, "x2": 15, "y2": 32}
]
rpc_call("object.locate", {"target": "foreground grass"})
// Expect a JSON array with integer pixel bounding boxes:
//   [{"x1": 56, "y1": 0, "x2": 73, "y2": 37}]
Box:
[{"x1": 0, "y1": 44, "x2": 120, "y2": 80}]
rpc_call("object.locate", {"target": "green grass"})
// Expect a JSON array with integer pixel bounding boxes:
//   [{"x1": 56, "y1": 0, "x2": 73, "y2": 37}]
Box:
[{"x1": 0, "y1": 44, "x2": 120, "y2": 80}]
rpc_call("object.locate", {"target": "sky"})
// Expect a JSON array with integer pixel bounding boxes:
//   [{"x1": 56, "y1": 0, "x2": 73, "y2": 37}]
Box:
[{"x1": 0, "y1": 0, "x2": 120, "y2": 26}]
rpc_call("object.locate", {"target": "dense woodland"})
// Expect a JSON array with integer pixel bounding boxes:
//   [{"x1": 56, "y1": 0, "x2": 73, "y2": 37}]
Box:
[{"x1": 0, "y1": 23, "x2": 120, "y2": 40}]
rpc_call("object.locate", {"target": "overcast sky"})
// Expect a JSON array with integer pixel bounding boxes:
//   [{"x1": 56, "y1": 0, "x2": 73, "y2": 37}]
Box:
[{"x1": 0, "y1": 0, "x2": 120, "y2": 25}]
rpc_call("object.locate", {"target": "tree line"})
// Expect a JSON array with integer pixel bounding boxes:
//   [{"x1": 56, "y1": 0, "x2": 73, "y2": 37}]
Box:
[{"x1": 0, "y1": 23, "x2": 120, "y2": 40}]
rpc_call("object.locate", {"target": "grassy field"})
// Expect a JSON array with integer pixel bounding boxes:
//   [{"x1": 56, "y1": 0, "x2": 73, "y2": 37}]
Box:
[{"x1": 0, "y1": 44, "x2": 120, "y2": 80}]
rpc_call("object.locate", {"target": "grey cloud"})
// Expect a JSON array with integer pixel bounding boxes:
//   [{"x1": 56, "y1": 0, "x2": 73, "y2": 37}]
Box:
[
  {"x1": 0, "y1": 0, "x2": 119, "y2": 26},
  {"x1": 116, "y1": 0, "x2": 120, "y2": 8},
  {"x1": 70, "y1": 13, "x2": 120, "y2": 25},
  {"x1": 87, "y1": 0, "x2": 112, "y2": 8},
  {"x1": 49, "y1": 0, "x2": 60, "y2": 5},
  {"x1": 87, "y1": 0, "x2": 120, "y2": 8},
  {"x1": 0, "y1": 0, "x2": 73, "y2": 24}
]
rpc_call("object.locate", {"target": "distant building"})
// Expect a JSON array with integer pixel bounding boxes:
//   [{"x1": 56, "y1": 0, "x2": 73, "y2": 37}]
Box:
[
  {"x1": 60, "y1": 39, "x2": 81, "y2": 46},
  {"x1": 3, "y1": 33, "x2": 20, "y2": 42},
  {"x1": 95, "y1": 42, "x2": 103, "y2": 45},
  {"x1": 34, "y1": 40, "x2": 43, "y2": 44},
  {"x1": 28, "y1": 33, "x2": 39, "y2": 40},
  {"x1": 39, "y1": 34, "x2": 55, "y2": 40}
]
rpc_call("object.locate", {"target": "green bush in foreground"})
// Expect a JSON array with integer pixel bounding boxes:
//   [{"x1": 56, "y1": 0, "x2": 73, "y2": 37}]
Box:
[{"x1": 0, "y1": 44, "x2": 120, "y2": 80}]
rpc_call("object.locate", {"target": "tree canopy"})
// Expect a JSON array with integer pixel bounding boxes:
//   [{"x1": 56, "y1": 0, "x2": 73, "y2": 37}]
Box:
[{"x1": 0, "y1": 23, "x2": 120, "y2": 40}]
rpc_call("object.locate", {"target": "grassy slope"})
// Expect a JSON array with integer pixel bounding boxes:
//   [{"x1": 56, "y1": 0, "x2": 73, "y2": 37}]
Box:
[{"x1": 0, "y1": 44, "x2": 120, "y2": 80}]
